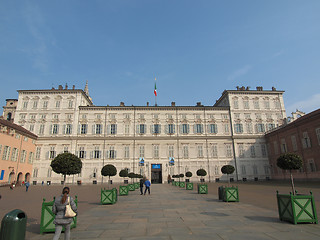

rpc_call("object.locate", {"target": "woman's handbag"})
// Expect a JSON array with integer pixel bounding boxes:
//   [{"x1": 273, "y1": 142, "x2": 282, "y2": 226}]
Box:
[{"x1": 65, "y1": 197, "x2": 76, "y2": 218}]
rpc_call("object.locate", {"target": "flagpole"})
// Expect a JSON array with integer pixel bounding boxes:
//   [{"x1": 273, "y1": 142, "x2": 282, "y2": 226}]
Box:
[{"x1": 154, "y1": 77, "x2": 157, "y2": 106}]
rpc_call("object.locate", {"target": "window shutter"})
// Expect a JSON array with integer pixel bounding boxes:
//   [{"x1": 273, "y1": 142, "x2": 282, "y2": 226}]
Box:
[
  {"x1": 187, "y1": 124, "x2": 190, "y2": 134},
  {"x1": 90, "y1": 151, "x2": 93, "y2": 159},
  {"x1": 70, "y1": 125, "x2": 73, "y2": 134},
  {"x1": 75, "y1": 151, "x2": 79, "y2": 157},
  {"x1": 49, "y1": 125, "x2": 52, "y2": 134},
  {"x1": 99, "y1": 151, "x2": 101, "y2": 159},
  {"x1": 207, "y1": 124, "x2": 210, "y2": 133},
  {"x1": 84, "y1": 151, "x2": 86, "y2": 159},
  {"x1": 106, "y1": 150, "x2": 110, "y2": 158},
  {"x1": 144, "y1": 124, "x2": 146, "y2": 134},
  {"x1": 136, "y1": 125, "x2": 139, "y2": 134},
  {"x1": 165, "y1": 125, "x2": 168, "y2": 134},
  {"x1": 193, "y1": 124, "x2": 196, "y2": 133},
  {"x1": 115, "y1": 124, "x2": 117, "y2": 134},
  {"x1": 45, "y1": 151, "x2": 49, "y2": 159},
  {"x1": 115, "y1": 150, "x2": 117, "y2": 159},
  {"x1": 215, "y1": 124, "x2": 218, "y2": 133},
  {"x1": 92, "y1": 124, "x2": 95, "y2": 134},
  {"x1": 159, "y1": 124, "x2": 161, "y2": 134},
  {"x1": 173, "y1": 124, "x2": 175, "y2": 134},
  {"x1": 78, "y1": 124, "x2": 80, "y2": 134},
  {"x1": 151, "y1": 125, "x2": 153, "y2": 134},
  {"x1": 57, "y1": 125, "x2": 60, "y2": 134},
  {"x1": 63, "y1": 125, "x2": 66, "y2": 134}
]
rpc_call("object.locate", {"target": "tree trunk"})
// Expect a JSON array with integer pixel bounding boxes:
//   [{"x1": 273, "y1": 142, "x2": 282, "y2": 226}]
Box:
[
  {"x1": 290, "y1": 170, "x2": 295, "y2": 195},
  {"x1": 227, "y1": 174, "x2": 230, "y2": 187},
  {"x1": 63, "y1": 175, "x2": 66, "y2": 187},
  {"x1": 108, "y1": 176, "x2": 110, "y2": 189}
]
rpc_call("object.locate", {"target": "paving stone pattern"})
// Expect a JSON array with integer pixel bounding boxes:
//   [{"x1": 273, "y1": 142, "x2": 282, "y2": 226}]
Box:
[{"x1": 30, "y1": 184, "x2": 320, "y2": 240}]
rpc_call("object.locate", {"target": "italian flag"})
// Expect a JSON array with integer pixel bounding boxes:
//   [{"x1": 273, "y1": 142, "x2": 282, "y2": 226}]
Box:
[{"x1": 154, "y1": 78, "x2": 157, "y2": 96}]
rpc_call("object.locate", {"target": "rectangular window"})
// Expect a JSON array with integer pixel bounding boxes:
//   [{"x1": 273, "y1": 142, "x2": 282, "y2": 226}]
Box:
[
  {"x1": 125, "y1": 124, "x2": 130, "y2": 135},
  {"x1": 36, "y1": 147, "x2": 41, "y2": 160},
  {"x1": 63, "y1": 146, "x2": 69, "y2": 153},
  {"x1": 256, "y1": 124, "x2": 265, "y2": 133},
  {"x1": 138, "y1": 124, "x2": 146, "y2": 134},
  {"x1": 182, "y1": 124, "x2": 189, "y2": 134},
  {"x1": 238, "y1": 144, "x2": 245, "y2": 158},
  {"x1": 316, "y1": 128, "x2": 320, "y2": 145},
  {"x1": 243, "y1": 100, "x2": 249, "y2": 109},
  {"x1": 23, "y1": 101, "x2": 28, "y2": 109},
  {"x1": 28, "y1": 152, "x2": 34, "y2": 164},
  {"x1": 168, "y1": 124, "x2": 175, "y2": 134},
  {"x1": 208, "y1": 124, "x2": 217, "y2": 134},
  {"x1": 11, "y1": 148, "x2": 18, "y2": 162},
  {"x1": 55, "y1": 101, "x2": 60, "y2": 108},
  {"x1": 96, "y1": 124, "x2": 102, "y2": 134},
  {"x1": 224, "y1": 124, "x2": 229, "y2": 134},
  {"x1": 241, "y1": 165, "x2": 246, "y2": 175},
  {"x1": 253, "y1": 165, "x2": 258, "y2": 175},
  {"x1": 281, "y1": 139, "x2": 287, "y2": 153},
  {"x1": 33, "y1": 101, "x2": 38, "y2": 108},
  {"x1": 234, "y1": 123, "x2": 243, "y2": 133},
  {"x1": 250, "y1": 145, "x2": 256, "y2": 158},
  {"x1": 183, "y1": 145, "x2": 189, "y2": 158},
  {"x1": 33, "y1": 168, "x2": 38, "y2": 178},
  {"x1": 308, "y1": 159, "x2": 316, "y2": 172},
  {"x1": 267, "y1": 123, "x2": 275, "y2": 131},
  {"x1": 124, "y1": 114, "x2": 130, "y2": 119},
  {"x1": 302, "y1": 132, "x2": 311, "y2": 148},
  {"x1": 233, "y1": 99, "x2": 239, "y2": 109},
  {"x1": 264, "y1": 100, "x2": 270, "y2": 109},
  {"x1": 153, "y1": 124, "x2": 161, "y2": 134},
  {"x1": 20, "y1": 150, "x2": 27, "y2": 163},
  {"x1": 65, "y1": 124, "x2": 72, "y2": 134},
  {"x1": 29, "y1": 124, "x2": 34, "y2": 132},
  {"x1": 52, "y1": 124, "x2": 59, "y2": 134},
  {"x1": 124, "y1": 146, "x2": 130, "y2": 158},
  {"x1": 139, "y1": 146, "x2": 145, "y2": 158},
  {"x1": 195, "y1": 124, "x2": 203, "y2": 134},
  {"x1": 261, "y1": 144, "x2": 267, "y2": 157},
  {"x1": 211, "y1": 144, "x2": 218, "y2": 158},
  {"x1": 68, "y1": 100, "x2": 73, "y2": 108},
  {"x1": 197, "y1": 145, "x2": 203, "y2": 157},
  {"x1": 253, "y1": 100, "x2": 260, "y2": 109},
  {"x1": 43, "y1": 101, "x2": 48, "y2": 108},
  {"x1": 49, "y1": 147, "x2": 56, "y2": 159},
  {"x1": 226, "y1": 144, "x2": 232, "y2": 157},
  {"x1": 94, "y1": 147, "x2": 101, "y2": 159},
  {"x1": 78, "y1": 147, "x2": 85, "y2": 159},
  {"x1": 246, "y1": 123, "x2": 253, "y2": 133},
  {"x1": 273, "y1": 141, "x2": 279, "y2": 155},
  {"x1": 168, "y1": 145, "x2": 174, "y2": 158},
  {"x1": 153, "y1": 145, "x2": 159, "y2": 158},
  {"x1": 39, "y1": 124, "x2": 45, "y2": 135},
  {"x1": 81, "y1": 124, "x2": 87, "y2": 134},
  {"x1": 2, "y1": 146, "x2": 10, "y2": 160}
]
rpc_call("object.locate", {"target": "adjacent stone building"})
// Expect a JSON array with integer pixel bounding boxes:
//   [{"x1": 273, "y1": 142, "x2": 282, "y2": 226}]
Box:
[
  {"x1": 265, "y1": 108, "x2": 320, "y2": 180},
  {"x1": 5, "y1": 84, "x2": 286, "y2": 184}
]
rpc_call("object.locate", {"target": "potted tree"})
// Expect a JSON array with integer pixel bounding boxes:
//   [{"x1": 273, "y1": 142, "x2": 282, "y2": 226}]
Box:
[
  {"x1": 220, "y1": 165, "x2": 239, "y2": 202},
  {"x1": 276, "y1": 153, "x2": 318, "y2": 224},
  {"x1": 185, "y1": 171, "x2": 193, "y2": 190},
  {"x1": 100, "y1": 164, "x2": 117, "y2": 204},
  {"x1": 119, "y1": 169, "x2": 129, "y2": 196},
  {"x1": 196, "y1": 169, "x2": 208, "y2": 194},
  {"x1": 127, "y1": 172, "x2": 135, "y2": 191},
  {"x1": 119, "y1": 169, "x2": 128, "y2": 184},
  {"x1": 50, "y1": 153, "x2": 82, "y2": 186}
]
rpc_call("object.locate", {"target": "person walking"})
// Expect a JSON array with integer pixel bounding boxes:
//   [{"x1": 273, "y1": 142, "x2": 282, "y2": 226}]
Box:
[
  {"x1": 144, "y1": 178, "x2": 151, "y2": 195},
  {"x1": 52, "y1": 186, "x2": 77, "y2": 240},
  {"x1": 25, "y1": 181, "x2": 30, "y2": 192},
  {"x1": 139, "y1": 178, "x2": 145, "y2": 195}
]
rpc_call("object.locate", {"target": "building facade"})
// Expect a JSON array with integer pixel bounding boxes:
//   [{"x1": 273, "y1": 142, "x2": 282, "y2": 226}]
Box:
[
  {"x1": 265, "y1": 109, "x2": 320, "y2": 180},
  {"x1": 0, "y1": 118, "x2": 37, "y2": 185},
  {"x1": 7, "y1": 84, "x2": 286, "y2": 184}
]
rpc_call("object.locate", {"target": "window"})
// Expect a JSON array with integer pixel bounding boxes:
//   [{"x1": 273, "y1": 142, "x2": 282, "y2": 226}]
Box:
[
  {"x1": 197, "y1": 145, "x2": 203, "y2": 157},
  {"x1": 33, "y1": 168, "x2": 38, "y2": 178},
  {"x1": 20, "y1": 150, "x2": 27, "y2": 163},
  {"x1": 28, "y1": 152, "x2": 34, "y2": 163},
  {"x1": 63, "y1": 146, "x2": 69, "y2": 153},
  {"x1": 153, "y1": 145, "x2": 159, "y2": 158},
  {"x1": 225, "y1": 144, "x2": 232, "y2": 157},
  {"x1": 153, "y1": 114, "x2": 159, "y2": 119},
  {"x1": 43, "y1": 101, "x2": 48, "y2": 108},
  {"x1": 222, "y1": 114, "x2": 228, "y2": 120},
  {"x1": 274, "y1": 100, "x2": 280, "y2": 109},
  {"x1": 81, "y1": 124, "x2": 87, "y2": 134},
  {"x1": 124, "y1": 146, "x2": 129, "y2": 158},
  {"x1": 233, "y1": 99, "x2": 239, "y2": 109},
  {"x1": 253, "y1": 165, "x2": 258, "y2": 175},
  {"x1": 264, "y1": 166, "x2": 270, "y2": 175},
  {"x1": 95, "y1": 124, "x2": 102, "y2": 134},
  {"x1": 273, "y1": 141, "x2": 279, "y2": 155},
  {"x1": 234, "y1": 124, "x2": 243, "y2": 133},
  {"x1": 281, "y1": 139, "x2": 287, "y2": 153},
  {"x1": 241, "y1": 165, "x2": 246, "y2": 175},
  {"x1": 224, "y1": 124, "x2": 229, "y2": 134},
  {"x1": 253, "y1": 100, "x2": 260, "y2": 109},
  {"x1": 36, "y1": 147, "x2": 41, "y2": 160},
  {"x1": 139, "y1": 114, "x2": 145, "y2": 120},
  {"x1": 215, "y1": 166, "x2": 219, "y2": 175},
  {"x1": 308, "y1": 159, "x2": 316, "y2": 172},
  {"x1": 238, "y1": 144, "x2": 245, "y2": 158},
  {"x1": 65, "y1": 124, "x2": 72, "y2": 134},
  {"x1": 55, "y1": 101, "x2": 60, "y2": 108},
  {"x1": 29, "y1": 124, "x2": 34, "y2": 132},
  {"x1": 302, "y1": 132, "x2": 311, "y2": 148},
  {"x1": 110, "y1": 114, "x2": 116, "y2": 119},
  {"x1": 47, "y1": 168, "x2": 52, "y2": 177},
  {"x1": 124, "y1": 114, "x2": 130, "y2": 119},
  {"x1": 23, "y1": 101, "x2": 28, "y2": 109},
  {"x1": 167, "y1": 124, "x2": 175, "y2": 134},
  {"x1": 152, "y1": 124, "x2": 161, "y2": 134},
  {"x1": 208, "y1": 124, "x2": 218, "y2": 134},
  {"x1": 68, "y1": 100, "x2": 73, "y2": 108},
  {"x1": 194, "y1": 124, "x2": 203, "y2": 134},
  {"x1": 316, "y1": 128, "x2": 320, "y2": 145},
  {"x1": 181, "y1": 124, "x2": 189, "y2": 134},
  {"x1": 52, "y1": 124, "x2": 59, "y2": 134},
  {"x1": 33, "y1": 101, "x2": 38, "y2": 109},
  {"x1": 211, "y1": 144, "x2": 218, "y2": 158},
  {"x1": 246, "y1": 123, "x2": 253, "y2": 133},
  {"x1": 39, "y1": 124, "x2": 45, "y2": 135},
  {"x1": 41, "y1": 114, "x2": 46, "y2": 119},
  {"x1": 243, "y1": 100, "x2": 249, "y2": 109},
  {"x1": 94, "y1": 147, "x2": 101, "y2": 159},
  {"x1": 183, "y1": 145, "x2": 189, "y2": 158},
  {"x1": 139, "y1": 146, "x2": 145, "y2": 158},
  {"x1": 30, "y1": 114, "x2": 36, "y2": 120},
  {"x1": 19, "y1": 114, "x2": 26, "y2": 120},
  {"x1": 168, "y1": 145, "x2": 174, "y2": 158},
  {"x1": 49, "y1": 147, "x2": 56, "y2": 159},
  {"x1": 195, "y1": 114, "x2": 201, "y2": 119},
  {"x1": 11, "y1": 148, "x2": 18, "y2": 162},
  {"x1": 125, "y1": 124, "x2": 130, "y2": 135},
  {"x1": 264, "y1": 100, "x2": 270, "y2": 109},
  {"x1": 256, "y1": 124, "x2": 265, "y2": 133},
  {"x1": 2, "y1": 146, "x2": 10, "y2": 160},
  {"x1": 261, "y1": 144, "x2": 267, "y2": 157},
  {"x1": 79, "y1": 147, "x2": 86, "y2": 159},
  {"x1": 250, "y1": 145, "x2": 256, "y2": 157},
  {"x1": 234, "y1": 113, "x2": 240, "y2": 119},
  {"x1": 138, "y1": 124, "x2": 146, "y2": 134},
  {"x1": 96, "y1": 114, "x2": 101, "y2": 119},
  {"x1": 181, "y1": 114, "x2": 187, "y2": 119},
  {"x1": 167, "y1": 114, "x2": 173, "y2": 119},
  {"x1": 267, "y1": 123, "x2": 275, "y2": 131},
  {"x1": 0, "y1": 145, "x2": 2, "y2": 157}
]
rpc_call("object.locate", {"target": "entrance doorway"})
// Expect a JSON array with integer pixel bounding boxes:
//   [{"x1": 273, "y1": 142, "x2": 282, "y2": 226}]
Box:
[{"x1": 151, "y1": 164, "x2": 162, "y2": 184}]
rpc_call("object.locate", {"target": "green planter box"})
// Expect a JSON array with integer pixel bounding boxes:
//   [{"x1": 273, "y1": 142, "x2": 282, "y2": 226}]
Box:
[
  {"x1": 277, "y1": 191, "x2": 318, "y2": 224},
  {"x1": 172, "y1": 180, "x2": 175, "y2": 186},
  {"x1": 223, "y1": 186, "x2": 239, "y2": 202},
  {"x1": 128, "y1": 184, "x2": 135, "y2": 191},
  {"x1": 175, "y1": 181, "x2": 180, "y2": 187},
  {"x1": 134, "y1": 182, "x2": 139, "y2": 189},
  {"x1": 186, "y1": 182, "x2": 193, "y2": 190},
  {"x1": 119, "y1": 185, "x2": 129, "y2": 196},
  {"x1": 101, "y1": 188, "x2": 117, "y2": 205},
  {"x1": 197, "y1": 184, "x2": 208, "y2": 194},
  {"x1": 40, "y1": 196, "x2": 78, "y2": 234},
  {"x1": 179, "y1": 182, "x2": 185, "y2": 188}
]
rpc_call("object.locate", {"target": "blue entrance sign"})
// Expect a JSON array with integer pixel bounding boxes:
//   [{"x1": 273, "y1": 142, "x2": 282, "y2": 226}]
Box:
[
  {"x1": 0, "y1": 170, "x2": 4, "y2": 180},
  {"x1": 152, "y1": 164, "x2": 161, "y2": 169}
]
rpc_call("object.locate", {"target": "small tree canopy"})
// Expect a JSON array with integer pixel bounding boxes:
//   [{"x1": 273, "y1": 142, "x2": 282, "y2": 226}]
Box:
[
  {"x1": 119, "y1": 169, "x2": 128, "y2": 178},
  {"x1": 101, "y1": 164, "x2": 117, "y2": 178},
  {"x1": 186, "y1": 171, "x2": 192, "y2": 178},
  {"x1": 196, "y1": 169, "x2": 207, "y2": 177},
  {"x1": 51, "y1": 153, "x2": 82, "y2": 176},
  {"x1": 277, "y1": 153, "x2": 303, "y2": 170},
  {"x1": 221, "y1": 165, "x2": 235, "y2": 175},
  {"x1": 179, "y1": 173, "x2": 184, "y2": 178},
  {"x1": 128, "y1": 172, "x2": 135, "y2": 178}
]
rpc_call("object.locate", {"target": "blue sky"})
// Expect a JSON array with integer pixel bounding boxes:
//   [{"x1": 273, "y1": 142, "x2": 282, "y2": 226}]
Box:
[{"x1": 1, "y1": 0, "x2": 320, "y2": 115}]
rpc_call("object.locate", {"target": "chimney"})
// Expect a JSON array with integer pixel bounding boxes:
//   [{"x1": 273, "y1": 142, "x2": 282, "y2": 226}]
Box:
[
  {"x1": 72, "y1": 85, "x2": 75, "y2": 90},
  {"x1": 236, "y1": 86, "x2": 239, "y2": 90},
  {"x1": 65, "y1": 83, "x2": 68, "y2": 89},
  {"x1": 272, "y1": 87, "x2": 276, "y2": 91},
  {"x1": 147, "y1": 102, "x2": 149, "y2": 106},
  {"x1": 256, "y1": 86, "x2": 263, "y2": 91},
  {"x1": 58, "y1": 85, "x2": 63, "y2": 90},
  {"x1": 171, "y1": 102, "x2": 175, "y2": 106},
  {"x1": 196, "y1": 102, "x2": 202, "y2": 107},
  {"x1": 120, "y1": 102, "x2": 125, "y2": 106}
]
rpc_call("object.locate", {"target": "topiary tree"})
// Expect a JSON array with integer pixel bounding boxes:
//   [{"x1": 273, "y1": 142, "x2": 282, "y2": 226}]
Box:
[
  {"x1": 101, "y1": 164, "x2": 117, "y2": 188},
  {"x1": 128, "y1": 172, "x2": 135, "y2": 183},
  {"x1": 51, "y1": 153, "x2": 82, "y2": 186},
  {"x1": 277, "y1": 153, "x2": 303, "y2": 195},
  {"x1": 119, "y1": 169, "x2": 128, "y2": 183},
  {"x1": 221, "y1": 165, "x2": 235, "y2": 186},
  {"x1": 196, "y1": 169, "x2": 207, "y2": 182},
  {"x1": 186, "y1": 171, "x2": 192, "y2": 181}
]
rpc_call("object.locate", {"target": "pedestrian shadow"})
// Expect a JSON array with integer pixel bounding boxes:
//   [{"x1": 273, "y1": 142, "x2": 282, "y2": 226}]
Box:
[
  {"x1": 200, "y1": 211, "x2": 229, "y2": 217},
  {"x1": 245, "y1": 215, "x2": 279, "y2": 223}
]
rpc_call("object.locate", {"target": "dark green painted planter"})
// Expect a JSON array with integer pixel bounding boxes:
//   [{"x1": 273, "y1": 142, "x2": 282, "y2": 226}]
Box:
[
  {"x1": 40, "y1": 196, "x2": 78, "y2": 234},
  {"x1": 175, "y1": 181, "x2": 180, "y2": 186},
  {"x1": 223, "y1": 186, "x2": 239, "y2": 202},
  {"x1": 197, "y1": 184, "x2": 208, "y2": 194},
  {"x1": 277, "y1": 191, "x2": 318, "y2": 224},
  {"x1": 119, "y1": 185, "x2": 129, "y2": 196},
  {"x1": 101, "y1": 188, "x2": 117, "y2": 205},
  {"x1": 179, "y1": 182, "x2": 185, "y2": 188},
  {"x1": 172, "y1": 180, "x2": 175, "y2": 186},
  {"x1": 134, "y1": 182, "x2": 139, "y2": 189},
  {"x1": 128, "y1": 184, "x2": 135, "y2": 191},
  {"x1": 186, "y1": 182, "x2": 193, "y2": 190}
]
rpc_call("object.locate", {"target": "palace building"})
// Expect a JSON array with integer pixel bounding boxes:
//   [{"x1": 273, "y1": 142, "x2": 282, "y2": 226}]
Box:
[{"x1": 3, "y1": 83, "x2": 286, "y2": 184}]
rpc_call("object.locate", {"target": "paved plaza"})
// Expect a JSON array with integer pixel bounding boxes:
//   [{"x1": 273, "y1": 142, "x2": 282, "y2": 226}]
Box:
[{"x1": 1, "y1": 181, "x2": 320, "y2": 240}]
